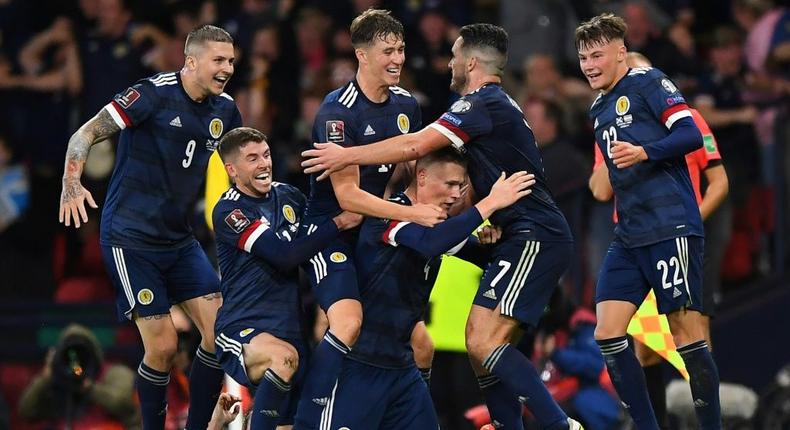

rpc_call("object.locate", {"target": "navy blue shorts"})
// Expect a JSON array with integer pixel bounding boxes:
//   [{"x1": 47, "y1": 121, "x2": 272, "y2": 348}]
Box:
[
  {"x1": 596, "y1": 236, "x2": 704, "y2": 314},
  {"x1": 294, "y1": 360, "x2": 437, "y2": 430},
  {"x1": 101, "y1": 241, "x2": 219, "y2": 321},
  {"x1": 299, "y1": 223, "x2": 359, "y2": 311},
  {"x1": 214, "y1": 327, "x2": 309, "y2": 426},
  {"x1": 473, "y1": 237, "x2": 573, "y2": 327}
]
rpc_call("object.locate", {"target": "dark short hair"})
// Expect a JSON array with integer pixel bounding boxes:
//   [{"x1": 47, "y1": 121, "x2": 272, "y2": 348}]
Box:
[
  {"x1": 350, "y1": 9, "x2": 404, "y2": 48},
  {"x1": 218, "y1": 127, "x2": 267, "y2": 162},
  {"x1": 416, "y1": 147, "x2": 468, "y2": 172},
  {"x1": 574, "y1": 13, "x2": 627, "y2": 52},
  {"x1": 184, "y1": 24, "x2": 234, "y2": 56},
  {"x1": 459, "y1": 23, "x2": 508, "y2": 57}
]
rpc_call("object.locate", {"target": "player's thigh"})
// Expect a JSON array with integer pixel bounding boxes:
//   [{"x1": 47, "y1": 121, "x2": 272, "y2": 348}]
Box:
[
  {"x1": 303, "y1": 240, "x2": 360, "y2": 312},
  {"x1": 595, "y1": 241, "x2": 650, "y2": 307},
  {"x1": 474, "y1": 238, "x2": 572, "y2": 327},
  {"x1": 216, "y1": 326, "x2": 298, "y2": 387},
  {"x1": 642, "y1": 236, "x2": 704, "y2": 315},
  {"x1": 315, "y1": 361, "x2": 389, "y2": 430},
  {"x1": 167, "y1": 241, "x2": 220, "y2": 303},
  {"x1": 134, "y1": 312, "x2": 179, "y2": 362},
  {"x1": 101, "y1": 245, "x2": 172, "y2": 321},
  {"x1": 380, "y1": 367, "x2": 439, "y2": 430}
]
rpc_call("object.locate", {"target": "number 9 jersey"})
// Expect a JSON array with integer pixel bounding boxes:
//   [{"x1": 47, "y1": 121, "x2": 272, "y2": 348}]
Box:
[{"x1": 101, "y1": 72, "x2": 242, "y2": 250}]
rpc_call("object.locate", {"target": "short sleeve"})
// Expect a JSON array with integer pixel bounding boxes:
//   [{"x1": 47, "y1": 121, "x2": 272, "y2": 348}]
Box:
[
  {"x1": 212, "y1": 200, "x2": 269, "y2": 253},
  {"x1": 103, "y1": 80, "x2": 157, "y2": 129},
  {"x1": 638, "y1": 68, "x2": 692, "y2": 130},
  {"x1": 312, "y1": 105, "x2": 357, "y2": 148},
  {"x1": 428, "y1": 96, "x2": 493, "y2": 152}
]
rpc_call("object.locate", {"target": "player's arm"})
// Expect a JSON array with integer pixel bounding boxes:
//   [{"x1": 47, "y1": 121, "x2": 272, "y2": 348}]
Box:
[
  {"x1": 588, "y1": 144, "x2": 613, "y2": 201},
  {"x1": 699, "y1": 163, "x2": 728, "y2": 220},
  {"x1": 384, "y1": 172, "x2": 534, "y2": 259},
  {"x1": 59, "y1": 108, "x2": 121, "y2": 227},
  {"x1": 304, "y1": 126, "x2": 451, "y2": 180},
  {"x1": 451, "y1": 236, "x2": 491, "y2": 269},
  {"x1": 611, "y1": 115, "x2": 702, "y2": 168},
  {"x1": 330, "y1": 164, "x2": 447, "y2": 227}
]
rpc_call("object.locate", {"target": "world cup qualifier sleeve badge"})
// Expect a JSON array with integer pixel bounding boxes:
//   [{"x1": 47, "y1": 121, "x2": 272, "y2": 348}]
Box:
[{"x1": 326, "y1": 120, "x2": 345, "y2": 143}]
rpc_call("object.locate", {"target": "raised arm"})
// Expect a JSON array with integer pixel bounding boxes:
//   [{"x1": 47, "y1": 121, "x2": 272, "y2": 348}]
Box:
[
  {"x1": 303, "y1": 127, "x2": 450, "y2": 180},
  {"x1": 59, "y1": 109, "x2": 122, "y2": 227}
]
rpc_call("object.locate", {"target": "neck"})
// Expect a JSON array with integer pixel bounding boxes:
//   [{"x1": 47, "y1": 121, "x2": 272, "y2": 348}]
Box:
[
  {"x1": 404, "y1": 185, "x2": 418, "y2": 204},
  {"x1": 603, "y1": 64, "x2": 629, "y2": 94},
  {"x1": 356, "y1": 69, "x2": 390, "y2": 103},
  {"x1": 179, "y1": 69, "x2": 207, "y2": 102},
  {"x1": 463, "y1": 73, "x2": 501, "y2": 95}
]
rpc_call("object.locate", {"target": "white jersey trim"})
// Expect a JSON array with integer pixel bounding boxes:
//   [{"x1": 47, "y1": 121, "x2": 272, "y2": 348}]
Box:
[
  {"x1": 242, "y1": 223, "x2": 269, "y2": 252},
  {"x1": 665, "y1": 109, "x2": 692, "y2": 129},
  {"x1": 386, "y1": 221, "x2": 411, "y2": 246},
  {"x1": 428, "y1": 122, "x2": 464, "y2": 150},
  {"x1": 104, "y1": 103, "x2": 127, "y2": 130}
]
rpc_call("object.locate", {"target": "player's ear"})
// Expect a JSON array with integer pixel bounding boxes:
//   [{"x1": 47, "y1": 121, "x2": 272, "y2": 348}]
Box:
[
  {"x1": 224, "y1": 163, "x2": 236, "y2": 179},
  {"x1": 185, "y1": 54, "x2": 197, "y2": 71},
  {"x1": 355, "y1": 47, "x2": 367, "y2": 65},
  {"x1": 417, "y1": 168, "x2": 427, "y2": 186}
]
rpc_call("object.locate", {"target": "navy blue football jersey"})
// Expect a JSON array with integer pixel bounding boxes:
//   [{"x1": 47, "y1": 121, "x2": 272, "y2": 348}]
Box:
[
  {"x1": 428, "y1": 84, "x2": 572, "y2": 242},
  {"x1": 351, "y1": 193, "x2": 481, "y2": 368},
  {"x1": 304, "y1": 81, "x2": 422, "y2": 220},
  {"x1": 213, "y1": 183, "x2": 308, "y2": 340},
  {"x1": 589, "y1": 67, "x2": 703, "y2": 247},
  {"x1": 101, "y1": 71, "x2": 243, "y2": 250}
]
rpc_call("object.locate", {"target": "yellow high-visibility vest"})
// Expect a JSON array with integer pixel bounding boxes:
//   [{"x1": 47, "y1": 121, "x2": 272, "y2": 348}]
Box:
[{"x1": 204, "y1": 151, "x2": 230, "y2": 230}]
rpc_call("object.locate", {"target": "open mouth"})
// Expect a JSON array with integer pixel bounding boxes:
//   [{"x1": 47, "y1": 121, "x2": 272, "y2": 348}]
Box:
[
  {"x1": 213, "y1": 75, "x2": 229, "y2": 86},
  {"x1": 255, "y1": 172, "x2": 270, "y2": 183},
  {"x1": 386, "y1": 67, "x2": 400, "y2": 76}
]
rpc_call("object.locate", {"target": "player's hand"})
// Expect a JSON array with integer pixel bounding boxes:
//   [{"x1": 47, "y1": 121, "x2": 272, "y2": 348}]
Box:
[
  {"x1": 208, "y1": 392, "x2": 242, "y2": 430},
  {"x1": 59, "y1": 178, "x2": 98, "y2": 228},
  {"x1": 477, "y1": 225, "x2": 502, "y2": 245},
  {"x1": 302, "y1": 142, "x2": 350, "y2": 180},
  {"x1": 487, "y1": 171, "x2": 535, "y2": 210},
  {"x1": 407, "y1": 203, "x2": 447, "y2": 227},
  {"x1": 333, "y1": 211, "x2": 364, "y2": 231},
  {"x1": 610, "y1": 140, "x2": 648, "y2": 168}
]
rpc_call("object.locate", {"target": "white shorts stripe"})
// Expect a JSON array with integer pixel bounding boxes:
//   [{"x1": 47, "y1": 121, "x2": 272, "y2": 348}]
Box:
[
  {"x1": 501, "y1": 241, "x2": 540, "y2": 316},
  {"x1": 112, "y1": 247, "x2": 135, "y2": 313},
  {"x1": 319, "y1": 380, "x2": 339, "y2": 430},
  {"x1": 676, "y1": 237, "x2": 691, "y2": 301}
]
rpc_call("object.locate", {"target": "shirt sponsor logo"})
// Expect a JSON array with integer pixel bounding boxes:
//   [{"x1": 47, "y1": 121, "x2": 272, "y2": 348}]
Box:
[
  {"x1": 441, "y1": 113, "x2": 462, "y2": 126},
  {"x1": 209, "y1": 118, "x2": 223, "y2": 139},
  {"x1": 666, "y1": 95, "x2": 684, "y2": 106},
  {"x1": 225, "y1": 209, "x2": 251, "y2": 233},
  {"x1": 616, "y1": 114, "x2": 633, "y2": 128},
  {"x1": 115, "y1": 87, "x2": 140, "y2": 109},
  {"x1": 326, "y1": 120, "x2": 345, "y2": 143},
  {"x1": 397, "y1": 113, "x2": 410, "y2": 134}
]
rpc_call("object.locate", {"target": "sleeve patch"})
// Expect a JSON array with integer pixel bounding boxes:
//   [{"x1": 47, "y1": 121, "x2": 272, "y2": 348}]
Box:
[
  {"x1": 114, "y1": 87, "x2": 141, "y2": 109},
  {"x1": 224, "y1": 209, "x2": 251, "y2": 233},
  {"x1": 703, "y1": 135, "x2": 717, "y2": 153},
  {"x1": 326, "y1": 120, "x2": 345, "y2": 143}
]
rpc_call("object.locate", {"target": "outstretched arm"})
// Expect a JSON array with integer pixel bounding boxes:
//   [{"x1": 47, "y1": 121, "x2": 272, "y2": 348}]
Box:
[
  {"x1": 59, "y1": 109, "x2": 121, "y2": 227},
  {"x1": 303, "y1": 127, "x2": 450, "y2": 180}
]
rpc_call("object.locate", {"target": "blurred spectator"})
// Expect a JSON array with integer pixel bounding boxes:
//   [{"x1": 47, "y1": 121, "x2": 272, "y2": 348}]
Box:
[
  {"x1": 17, "y1": 323, "x2": 141, "y2": 429},
  {"x1": 500, "y1": 0, "x2": 580, "y2": 73},
  {"x1": 524, "y1": 97, "x2": 590, "y2": 300},
  {"x1": 0, "y1": 133, "x2": 29, "y2": 233},
  {"x1": 408, "y1": 9, "x2": 453, "y2": 121}
]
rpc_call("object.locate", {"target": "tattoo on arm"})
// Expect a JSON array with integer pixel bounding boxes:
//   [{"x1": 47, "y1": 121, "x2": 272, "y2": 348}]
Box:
[
  {"x1": 140, "y1": 314, "x2": 169, "y2": 321},
  {"x1": 61, "y1": 109, "x2": 120, "y2": 203}
]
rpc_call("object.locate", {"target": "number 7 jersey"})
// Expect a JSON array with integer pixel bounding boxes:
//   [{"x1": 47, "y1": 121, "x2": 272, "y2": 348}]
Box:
[
  {"x1": 101, "y1": 72, "x2": 243, "y2": 250},
  {"x1": 589, "y1": 67, "x2": 703, "y2": 247}
]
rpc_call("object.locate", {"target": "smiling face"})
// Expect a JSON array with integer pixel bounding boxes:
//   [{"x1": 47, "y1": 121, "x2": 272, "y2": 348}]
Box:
[
  {"x1": 226, "y1": 140, "x2": 273, "y2": 198},
  {"x1": 188, "y1": 41, "x2": 235, "y2": 97},
  {"x1": 359, "y1": 32, "x2": 405, "y2": 87},
  {"x1": 578, "y1": 37, "x2": 626, "y2": 92}
]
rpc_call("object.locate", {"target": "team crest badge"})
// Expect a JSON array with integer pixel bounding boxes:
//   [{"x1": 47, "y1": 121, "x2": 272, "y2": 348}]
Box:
[
  {"x1": 615, "y1": 96, "x2": 630, "y2": 116},
  {"x1": 282, "y1": 205, "x2": 296, "y2": 224},
  {"x1": 137, "y1": 289, "x2": 154, "y2": 305},
  {"x1": 239, "y1": 328, "x2": 254, "y2": 337},
  {"x1": 329, "y1": 252, "x2": 347, "y2": 263},
  {"x1": 209, "y1": 118, "x2": 223, "y2": 139},
  {"x1": 397, "y1": 113, "x2": 410, "y2": 134}
]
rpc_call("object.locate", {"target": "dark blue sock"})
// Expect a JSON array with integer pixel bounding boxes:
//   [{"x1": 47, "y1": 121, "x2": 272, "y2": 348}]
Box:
[
  {"x1": 597, "y1": 336, "x2": 659, "y2": 430},
  {"x1": 136, "y1": 362, "x2": 169, "y2": 430},
  {"x1": 478, "y1": 374, "x2": 524, "y2": 430},
  {"x1": 298, "y1": 331, "x2": 349, "y2": 422},
  {"x1": 250, "y1": 369, "x2": 291, "y2": 430},
  {"x1": 185, "y1": 346, "x2": 225, "y2": 430},
  {"x1": 419, "y1": 367, "x2": 432, "y2": 386},
  {"x1": 483, "y1": 344, "x2": 567, "y2": 429},
  {"x1": 677, "y1": 341, "x2": 721, "y2": 430}
]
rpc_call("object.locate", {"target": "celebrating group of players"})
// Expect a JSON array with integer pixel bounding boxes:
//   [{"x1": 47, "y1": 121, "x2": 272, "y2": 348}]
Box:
[{"x1": 58, "y1": 7, "x2": 723, "y2": 430}]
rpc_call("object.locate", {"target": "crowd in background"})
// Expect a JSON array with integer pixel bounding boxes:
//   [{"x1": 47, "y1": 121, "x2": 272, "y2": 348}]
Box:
[{"x1": 0, "y1": 0, "x2": 788, "y2": 428}]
